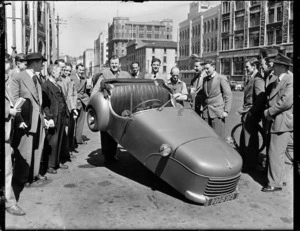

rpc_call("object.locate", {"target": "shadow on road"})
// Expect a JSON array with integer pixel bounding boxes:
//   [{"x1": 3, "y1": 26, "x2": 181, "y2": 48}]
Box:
[{"x1": 86, "y1": 148, "x2": 197, "y2": 205}]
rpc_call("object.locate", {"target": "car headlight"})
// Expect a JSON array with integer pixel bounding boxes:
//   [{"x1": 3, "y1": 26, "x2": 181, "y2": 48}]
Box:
[{"x1": 159, "y1": 144, "x2": 172, "y2": 157}]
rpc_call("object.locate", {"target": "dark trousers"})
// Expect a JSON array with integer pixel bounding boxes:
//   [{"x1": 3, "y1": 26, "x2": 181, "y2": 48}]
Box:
[
  {"x1": 239, "y1": 114, "x2": 260, "y2": 168},
  {"x1": 45, "y1": 116, "x2": 65, "y2": 169},
  {"x1": 75, "y1": 106, "x2": 86, "y2": 143},
  {"x1": 203, "y1": 116, "x2": 225, "y2": 139},
  {"x1": 68, "y1": 112, "x2": 76, "y2": 150},
  {"x1": 100, "y1": 131, "x2": 117, "y2": 159}
]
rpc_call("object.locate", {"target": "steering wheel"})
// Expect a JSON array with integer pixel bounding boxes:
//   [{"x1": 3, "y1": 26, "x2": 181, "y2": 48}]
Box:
[{"x1": 132, "y1": 99, "x2": 162, "y2": 113}]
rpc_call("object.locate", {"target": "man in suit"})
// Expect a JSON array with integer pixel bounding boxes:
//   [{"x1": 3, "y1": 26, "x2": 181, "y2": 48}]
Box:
[
  {"x1": 130, "y1": 61, "x2": 144, "y2": 78},
  {"x1": 261, "y1": 54, "x2": 293, "y2": 192},
  {"x1": 42, "y1": 64, "x2": 69, "y2": 174},
  {"x1": 190, "y1": 58, "x2": 207, "y2": 116},
  {"x1": 238, "y1": 58, "x2": 266, "y2": 172},
  {"x1": 144, "y1": 58, "x2": 168, "y2": 82},
  {"x1": 91, "y1": 55, "x2": 131, "y2": 164},
  {"x1": 9, "y1": 52, "x2": 48, "y2": 187},
  {"x1": 201, "y1": 59, "x2": 232, "y2": 139},
  {"x1": 5, "y1": 54, "x2": 26, "y2": 216},
  {"x1": 70, "y1": 63, "x2": 90, "y2": 145}
]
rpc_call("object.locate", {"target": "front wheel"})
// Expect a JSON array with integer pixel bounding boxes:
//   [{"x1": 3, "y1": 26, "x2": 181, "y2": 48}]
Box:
[{"x1": 87, "y1": 107, "x2": 99, "y2": 132}]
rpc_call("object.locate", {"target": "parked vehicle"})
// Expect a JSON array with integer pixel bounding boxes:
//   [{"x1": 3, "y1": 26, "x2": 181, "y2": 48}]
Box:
[{"x1": 86, "y1": 79, "x2": 243, "y2": 206}]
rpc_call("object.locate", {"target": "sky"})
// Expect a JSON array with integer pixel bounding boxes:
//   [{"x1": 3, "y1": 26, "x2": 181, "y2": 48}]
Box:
[{"x1": 55, "y1": 1, "x2": 194, "y2": 57}]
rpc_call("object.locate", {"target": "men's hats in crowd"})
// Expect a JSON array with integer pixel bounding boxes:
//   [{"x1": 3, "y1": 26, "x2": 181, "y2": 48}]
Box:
[
  {"x1": 264, "y1": 48, "x2": 278, "y2": 62},
  {"x1": 15, "y1": 53, "x2": 26, "y2": 62},
  {"x1": 25, "y1": 52, "x2": 47, "y2": 61},
  {"x1": 273, "y1": 53, "x2": 292, "y2": 67},
  {"x1": 5, "y1": 53, "x2": 11, "y2": 63}
]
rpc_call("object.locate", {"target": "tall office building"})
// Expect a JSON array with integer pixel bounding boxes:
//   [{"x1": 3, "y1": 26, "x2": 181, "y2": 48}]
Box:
[
  {"x1": 94, "y1": 31, "x2": 108, "y2": 74},
  {"x1": 107, "y1": 17, "x2": 173, "y2": 58}
]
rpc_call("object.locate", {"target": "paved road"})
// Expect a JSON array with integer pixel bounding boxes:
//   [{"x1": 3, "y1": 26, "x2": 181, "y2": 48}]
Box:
[{"x1": 6, "y1": 91, "x2": 293, "y2": 229}]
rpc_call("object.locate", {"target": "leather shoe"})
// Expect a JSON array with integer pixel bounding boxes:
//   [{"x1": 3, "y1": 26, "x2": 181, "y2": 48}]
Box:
[
  {"x1": 35, "y1": 174, "x2": 47, "y2": 181},
  {"x1": 47, "y1": 167, "x2": 57, "y2": 174},
  {"x1": 6, "y1": 205, "x2": 26, "y2": 216},
  {"x1": 24, "y1": 182, "x2": 31, "y2": 188},
  {"x1": 70, "y1": 153, "x2": 76, "y2": 159},
  {"x1": 59, "y1": 163, "x2": 68, "y2": 169},
  {"x1": 261, "y1": 185, "x2": 282, "y2": 192}
]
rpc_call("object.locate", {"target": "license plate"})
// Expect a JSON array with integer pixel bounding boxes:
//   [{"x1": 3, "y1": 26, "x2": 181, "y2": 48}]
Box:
[{"x1": 205, "y1": 192, "x2": 239, "y2": 206}]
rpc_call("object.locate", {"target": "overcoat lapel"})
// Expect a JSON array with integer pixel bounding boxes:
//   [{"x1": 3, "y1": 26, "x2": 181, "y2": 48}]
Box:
[
  {"x1": 207, "y1": 74, "x2": 218, "y2": 97},
  {"x1": 269, "y1": 74, "x2": 287, "y2": 99},
  {"x1": 21, "y1": 72, "x2": 40, "y2": 105}
]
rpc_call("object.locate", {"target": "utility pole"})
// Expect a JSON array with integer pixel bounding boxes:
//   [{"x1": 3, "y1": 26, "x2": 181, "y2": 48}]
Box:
[{"x1": 55, "y1": 15, "x2": 67, "y2": 60}]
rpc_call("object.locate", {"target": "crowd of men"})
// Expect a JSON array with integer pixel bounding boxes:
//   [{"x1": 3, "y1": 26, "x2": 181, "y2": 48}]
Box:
[{"x1": 5, "y1": 49, "x2": 293, "y2": 216}]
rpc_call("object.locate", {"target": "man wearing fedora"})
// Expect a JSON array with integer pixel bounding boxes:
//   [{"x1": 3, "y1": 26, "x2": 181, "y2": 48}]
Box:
[
  {"x1": 10, "y1": 53, "x2": 27, "y2": 77},
  {"x1": 261, "y1": 53, "x2": 293, "y2": 192},
  {"x1": 9, "y1": 52, "x2": 49, "y2": 188}
]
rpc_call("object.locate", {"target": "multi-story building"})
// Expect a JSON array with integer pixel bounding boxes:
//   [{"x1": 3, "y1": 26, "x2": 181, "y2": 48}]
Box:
[
  {"x1": 219, "y1": 1, "x2": 293, "y2": 82},
  {"x1": 5, "y1": 1, "x2": 57, "y2": 68},
  {"x1": 178, "y1": 1, "x2": 221, "y2": 71},
  {"x1": 107, "y1": 17, "x2": 173, "y2": 58},
  {"x1": 94, "y1": 31, "x2": 108, "y2": 74},
  {"x1": 83, "y1": 49, "x2": 94, "y2": 77},
  {"x1": 119, "y1": 39, "x2": 177, "y2": 75}
]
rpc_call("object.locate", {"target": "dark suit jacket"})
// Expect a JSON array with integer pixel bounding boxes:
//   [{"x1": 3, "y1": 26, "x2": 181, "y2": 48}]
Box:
[
  {"x1": 131, "y1": 72, "x2": 145, "y2": 79},
  {"x1": 70, "y1": 73, "x2": 90, "y2": 109},
  {"x1": 9, "y1": 70, "x2": 44, "y2": 133},
  {"x1": 42, "y1": 79, "x2": 69, "y2": 127},
  {"x1": 239, "y1": 71, "x2": 265, "y2": 119},
  {"x1": 202, "y1": 72, "x2": 232, "y2": 119}
]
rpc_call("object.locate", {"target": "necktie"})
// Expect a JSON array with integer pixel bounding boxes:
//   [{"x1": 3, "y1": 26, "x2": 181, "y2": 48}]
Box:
[
  {"x1": 32, "y1": 75, "x2": 38, "y2": 86},
  {"x1": 154, "y1": 74, "x2": 156, "y2": 79}
]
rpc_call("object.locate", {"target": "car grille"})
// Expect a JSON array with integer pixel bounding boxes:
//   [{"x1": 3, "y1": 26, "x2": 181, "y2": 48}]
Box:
[{"x1": 204, "y1": 175, "x2": 240, "y2": 197}]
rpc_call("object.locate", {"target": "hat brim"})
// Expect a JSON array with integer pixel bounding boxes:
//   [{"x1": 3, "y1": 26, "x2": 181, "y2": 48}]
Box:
[
  {"x1": 273, "y1": 60, "x2": 293, "y2": 67},
  {"x1": 265, "y1": 55, "x2": 277, "y2": 61}
]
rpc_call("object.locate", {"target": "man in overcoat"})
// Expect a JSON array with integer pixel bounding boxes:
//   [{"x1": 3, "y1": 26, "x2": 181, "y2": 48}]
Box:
[
  {"x1": 200, "y1": 59, "x2": 232, "y2": 139},
  {"x1": 9, "y1": 53, "x2": 47, "y2": 186},
  {"x1": 70, "y1": 63, "x2": 90, "y2": 145},
  {"x1": 262, "y1": 54, "x2": 293, "y2": 192}
]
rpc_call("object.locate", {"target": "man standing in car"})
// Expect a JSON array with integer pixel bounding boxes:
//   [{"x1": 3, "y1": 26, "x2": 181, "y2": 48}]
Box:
[
  {"x1": 91, "y1": 55, "x2": 131, "y2": 164},
  {"x1": 144, "y1": 58, "x2": 167, "y2": 82}
]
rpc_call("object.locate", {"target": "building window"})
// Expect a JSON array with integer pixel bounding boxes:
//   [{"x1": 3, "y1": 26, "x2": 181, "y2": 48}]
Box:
[
  {"x1": 203, "y1": 40, "x2": 206, "y2": 53},
  {"x1": 204, "y1": 22, "x2": 207, "y2": 33},
  {"x1": 222, "y1": 20, "x2": 230, "y2": 32},
  {"x1": 268, "y1": 8, "x2": 275, "y2": 23},
  {"x1": 235, "y1": 1, "x2": 245, "y2": 10},
  {"x1": 289, "y1": 24, "x2": 293, "y2": 42},
  {"x1": 211, "y1": 38, "x2": 214, "y2": 52},
  {"x1": 155, "y1": 26, "x2": 159, "y2": 31},
  {"x1": 223, "y1": 2, "x2": 230, "y2": 14},
  {"x1": 167, "y1": 35, "x2": 169, "y2": 39},
  {"x1": 207, "y1": 39, "x2": 210, "y2": 52},
  {"x1": 155, "y1": 33, "x2": 159, "y2": 39},
  {"x1": 139, "y1": 33, "x2": 144, "y2": 38},
  {"x1": 163, "y1": 66, "x2": 167, "y2": 73},
  {"x1": 215, "y1": 18, "x2": 218, "y2": 30},
  {"x1": 198, "y1": 25, "x2": 201, "y2": 35},
  {"x1": 147, "y1": 26, "x2": 152, "y2": 31},
  {"x1": 215, "y1": 37, "x2": 217, "y2": 51},
  {"x1": 251, "y1": 1, "x2": 260, "y2": 6},
  {"x1": 147, "y1": 33, "x2": 152, "y2": 39},
  {"x1": 275, "y1": 28, "x2": 282, "y2": 44},
  {"x1": 250, "y1": 12, "x2": 260, "y2": 27},
  {"x1": 233, "y1": 57, "x2": 244, "y2": 75},
  {"x1": 235, "y1": 34, "x2": 244, "y2": 49},
  {"x1": 249, "y1": 31, "x2": 259, "y2": 47},
  {"x1": 198, "y1": 41, "x2": 201, "y2": 53},
  {"x1": 290, "y1": 2, "x2": 293, "y2": 19},
  {"x1": 208, "y1": 21, "x2": 210, "y2": 33},
  {"x1": 235, "y1": 16, "x2": 244, "y2": 30},
  {"x1": 133, "y1": 33, "x2": 136, "y2": 38},
  {"x1": 222, "y1": 38, "x2": 229, "y2": 50},
  {"x1": 25, "y1": 1, "x2": 29, "y2": 16},
  {"x1": 211, "y1": 20, "x2": 214, "y2": 32},
  {"x1": 139, "y1": 25, "x2": 144, "y2": 30},
  {"x1": 221, "y1": 58, "x2": 230, "y2": 76},
  {"x1": 267, "y1": 30, "x2": 274, "y2": 45},
  {"x1": 277, "y1": 7, "x2": 283, "y2": 22},
  {"x1": 163, "y1": 56, "x2": 167, "y2": 63}
]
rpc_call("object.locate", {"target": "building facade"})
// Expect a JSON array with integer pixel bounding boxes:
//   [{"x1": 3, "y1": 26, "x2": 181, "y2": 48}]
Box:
[
  {"x1": 83, "y1": 49, "x2": 94, "y2": 77},
  {"x1": 94, "y1": 32, "x2": 108, "y2": 74},
  {"x1": 219, "y1": 0, "x2": 293, "y2": 82},
  {"x1": 5, "y1": 1, "x2": 57, "y2": 67},
  {"x1": 107, "y1": 17, "x2": 173, "y2": 58},
  {"x1": 119, "y1": 39, "x2": 177, "y2": 75},
  {"x1": 178, "y1": 1, "x2": 221, "y2": 71}
]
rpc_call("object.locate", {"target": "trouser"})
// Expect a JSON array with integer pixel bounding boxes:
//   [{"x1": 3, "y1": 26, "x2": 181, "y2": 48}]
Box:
[
  {"x1": 203, "y1": 116, "x2": 225, "y2": 139},
  {"x1": 5, "y1": 142, "x2": 17, "y2": 207},
  {"x1": 239, "y1": 114, "x2": 260, "y2": 168},
  {"x1": 100, "y1": 131, "x2": 117, "y2": 159},
  {"x1": 46, "y1": 116, "x2": 65, "y2": 168},
  {"x1": 268, "y1": 131, "x2": 293, "y2": 187},
  {"x1": 68, "y1": 111, "x2": 76, "y2": 150},
  {"x1": 13, "y1": 118, "x2": 44, "y2": 184},
  {"x1": 75, "y1": 106, "x2": 86, "y2": 143}
]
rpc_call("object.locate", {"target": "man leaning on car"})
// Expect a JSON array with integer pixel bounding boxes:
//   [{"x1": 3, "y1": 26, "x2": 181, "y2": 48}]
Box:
[{"x1": 91, "y1": 55, "x2": 131, "y2": 164}]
